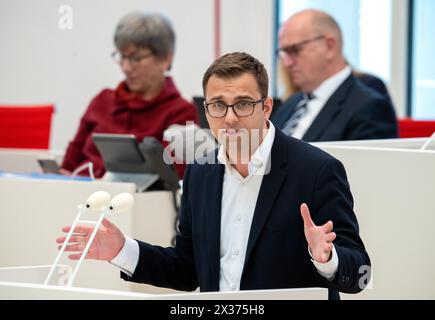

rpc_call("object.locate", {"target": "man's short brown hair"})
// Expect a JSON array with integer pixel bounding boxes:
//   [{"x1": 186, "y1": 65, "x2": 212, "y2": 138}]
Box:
[{"x1": 202, "y1": 52, "x2": 269, "y2": 98}]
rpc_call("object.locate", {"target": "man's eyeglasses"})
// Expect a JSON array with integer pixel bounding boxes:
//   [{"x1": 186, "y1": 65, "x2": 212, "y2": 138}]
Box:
[
  {"x1": 204, "y1": 98, "x2": 265, "y2": 118},
  {"x1": 111, "y1": 51, "x2": 154, "y2": 66},
  {"x1": 276, "y1": 35, "x2": 325, "y2": 59}
]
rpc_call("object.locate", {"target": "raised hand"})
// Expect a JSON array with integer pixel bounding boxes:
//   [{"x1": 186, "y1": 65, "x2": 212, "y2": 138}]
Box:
[
  {"x1": 300, "y1": 203, "x2": 336, "y2": 263},
  {"x1": 56, "y1": 218, "x2": 125, "y2": 261}
]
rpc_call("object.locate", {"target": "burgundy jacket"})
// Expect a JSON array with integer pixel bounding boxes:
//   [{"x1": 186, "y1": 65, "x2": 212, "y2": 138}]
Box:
[{"x1": 62, "y1": 77, "x2": 198, "y2": 178}]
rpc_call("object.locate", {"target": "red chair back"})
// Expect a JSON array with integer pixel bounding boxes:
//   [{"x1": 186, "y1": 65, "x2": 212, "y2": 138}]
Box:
[
  {"x1": 399, "y1": 118, "x2": 435, "y2": 138},
  {"x1": 0, "y1": 104, "x2": 55, "y2": 149}
]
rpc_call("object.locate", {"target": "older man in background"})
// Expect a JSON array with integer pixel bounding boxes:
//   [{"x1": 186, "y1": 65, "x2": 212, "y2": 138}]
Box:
[{"x1": 272, "y1": 9, "x2": 398, "y2": 142}]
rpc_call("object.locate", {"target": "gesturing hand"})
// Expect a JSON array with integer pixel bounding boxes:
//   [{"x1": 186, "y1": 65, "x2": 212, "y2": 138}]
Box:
[
  {"x1": 300, "y1": 203, "x2": 336, "y2": 263},
  {"x1": 56, "y1": 218, "x2": 125, "y2": 261}
]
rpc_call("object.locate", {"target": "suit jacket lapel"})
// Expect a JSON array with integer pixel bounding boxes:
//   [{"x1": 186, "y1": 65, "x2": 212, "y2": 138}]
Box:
[
  {"x1": 204, "y1": 161, "x2": 224, "y2": 291},
  {"x1": 243, "y1": 130, "x2": 288, "y2": 271},
  {"x1": 303, "y1": 75, "x2": 355, "y2": 142}
]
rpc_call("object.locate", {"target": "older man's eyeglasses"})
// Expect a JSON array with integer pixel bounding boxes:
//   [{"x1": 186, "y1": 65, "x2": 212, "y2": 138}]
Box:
[
  {"x1": 276, "y1": 35, "x2": 325, "y2": 59},
  {"x1": 111, "y1": 51, "x2": 154, "y2": 66},
  {"x1": 204, "y1": 98, "x2": 265, "y2": 118}
]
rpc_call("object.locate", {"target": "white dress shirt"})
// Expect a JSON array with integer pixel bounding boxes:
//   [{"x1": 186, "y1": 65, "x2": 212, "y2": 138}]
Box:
[
  {"x1": 291, "y1": 66, "x2": 352, "y2": 139},
  {"x1": 110, "y1": 121, "x2": 339, "y2": 287},
  {"x1": 217, "y1": 122, "x2": 275, "y2": 291}
]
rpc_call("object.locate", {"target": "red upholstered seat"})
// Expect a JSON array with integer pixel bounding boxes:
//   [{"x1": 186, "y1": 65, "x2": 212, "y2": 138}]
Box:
[{"x1": 0, "y1": 104, "x2": 55, "y2": 149}]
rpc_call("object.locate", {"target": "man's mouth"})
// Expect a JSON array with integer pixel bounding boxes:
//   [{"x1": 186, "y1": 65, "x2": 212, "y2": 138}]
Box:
[
  {"x1": 219, "y1": 128, "x2": 249, "y2": 140},
  {"x1": 225, "y1": 128, "x2": 240, "y2": 135}
]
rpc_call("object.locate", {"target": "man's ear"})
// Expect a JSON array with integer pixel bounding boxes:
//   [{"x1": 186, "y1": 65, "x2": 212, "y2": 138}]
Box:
[
  {"x1": 263, "y1": 97, "x2": 273, "y2": 120},
  {"x1": 325, "y1": 35, "x2": 338, "y2": 60}
]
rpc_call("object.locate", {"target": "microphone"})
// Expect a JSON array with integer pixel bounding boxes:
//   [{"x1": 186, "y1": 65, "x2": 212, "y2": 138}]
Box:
[
  {"x1": 85, "y1": 191, "x2": 111, "y2": 211},
  {"x1": 108, "y1": 193, "x2": 134, "y2": 213}
]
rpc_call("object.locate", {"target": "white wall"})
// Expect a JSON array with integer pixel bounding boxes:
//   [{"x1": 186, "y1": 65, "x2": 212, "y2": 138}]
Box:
[
  {"x1": 0, "y1": 0, "x2": 275, "y2": 151},
  {"x1": 0, "y1": 0, "x2": 214, "y2": 150},
  {"x1": 220, "y1": 0, "x2": 275, "y2": 77}
]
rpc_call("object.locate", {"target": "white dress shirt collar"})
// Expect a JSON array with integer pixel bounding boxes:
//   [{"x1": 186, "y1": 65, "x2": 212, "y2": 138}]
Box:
[{"x1": 312, "y1": 65, "x2": 352, "y2": 103}]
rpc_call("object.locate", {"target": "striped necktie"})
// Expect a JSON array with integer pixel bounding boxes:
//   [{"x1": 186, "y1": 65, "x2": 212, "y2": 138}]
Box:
[{"x1": 282, "y1": 93, "x2": 314, "y2": 136}]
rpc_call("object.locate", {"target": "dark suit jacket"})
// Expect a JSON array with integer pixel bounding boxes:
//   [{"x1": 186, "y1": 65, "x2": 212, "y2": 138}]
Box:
[
  {"x1": 121, "y1": 129, "x2": 370, "y2": 299},
  {"x1": 271, "y1": 75, "x2": 398, "y2": 142},
  {"x1": 356, "y1": 72, "x2": 392, "y2": 104}
]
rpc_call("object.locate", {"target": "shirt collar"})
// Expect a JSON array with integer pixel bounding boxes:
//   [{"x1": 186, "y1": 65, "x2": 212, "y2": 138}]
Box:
[
  {"x1": 312, "y1": 65, "x2": 352, "y2": 102},
  {"x1": 217, "y1": 121, "x2": 276, "y2": 177}
]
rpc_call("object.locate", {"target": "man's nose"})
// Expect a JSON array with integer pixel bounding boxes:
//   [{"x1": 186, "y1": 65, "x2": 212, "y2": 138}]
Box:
[
  {"x1": 224, "y1": 107, "x2": 239, "y2": 124},
  {"x1": 281, "y1": 55, "x2": 296, "y2": 68}
]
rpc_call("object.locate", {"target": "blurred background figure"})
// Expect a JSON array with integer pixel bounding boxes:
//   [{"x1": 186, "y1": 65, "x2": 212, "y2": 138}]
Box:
[
  {"x1": 353, "y1": 70, "x2": 393, "y2": 105},
  {"x1": 280, "y1": 60, "x2": 393, "y2": 106},
  {"x1": 278, "y1": 59, "x2": 394, "y2": 105},
  {"x1": 277, "y1": 59, "x2": 299, "y2": 102},
  {"x1": 272, "y1": 9, "x2": 398, "y2": 142},
  {"x1": 61, "y1": 11, "x2": 198, "y2": 178}
]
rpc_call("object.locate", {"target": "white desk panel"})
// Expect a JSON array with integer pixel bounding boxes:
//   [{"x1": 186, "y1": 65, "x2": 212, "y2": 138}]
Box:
[
  {"x1": 316, "y1": 142, "x2": 435, "y2": 299},
  {"x1": 0, "y1": 178, "x2": 178, "y2": 295}
]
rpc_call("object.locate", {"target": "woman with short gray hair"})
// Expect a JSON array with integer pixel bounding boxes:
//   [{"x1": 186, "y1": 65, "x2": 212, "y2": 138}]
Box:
[
  {"x1": 61, "y1": 11, "x2": 198, "y2": 179},
  {"x1": 114, "y1": 12, "x2": 175, "y2": 62}
]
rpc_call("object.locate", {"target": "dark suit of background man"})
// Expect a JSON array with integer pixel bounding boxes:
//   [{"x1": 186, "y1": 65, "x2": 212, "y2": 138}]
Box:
[
  {"x1": 272, "y1": 9, "x2": 398, "y2": 142},
  {"x1": 57, "y1": 52, "x2": 371, "y2": 300}
]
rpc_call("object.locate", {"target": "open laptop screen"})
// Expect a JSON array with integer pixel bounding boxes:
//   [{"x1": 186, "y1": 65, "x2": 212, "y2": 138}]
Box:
[
  {"x1": 92, "y1": 133, "x2": 147, "y2": 173},
  {"x1": 92, "y1": 133, "x2": 180, "y2": 191}
]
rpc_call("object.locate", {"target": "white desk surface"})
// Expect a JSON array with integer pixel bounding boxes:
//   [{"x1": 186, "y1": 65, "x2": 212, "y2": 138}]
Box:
[{"x1": 0, "y1": 281, "x2": 327, "y2": 300}]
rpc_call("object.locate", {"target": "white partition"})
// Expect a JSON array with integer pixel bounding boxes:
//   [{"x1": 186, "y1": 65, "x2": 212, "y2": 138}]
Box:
[
  {"x1": 313, "y1": 138, "x2": 435, "y2": 299},
  {"x1": 0, "y1": 148, "x2": 64, "y2": 173},
  {"x1": 314, "y1": 137, "x2": 435, "y2": 151},
  {"x1": 0, "y1": 280, "x2": 327, "y2": 300},
  {"x1": 0, "y1": 265, "x2": 71, "y2": 285},
  {"x1": 0, "y1": 177, "x2": 178, "y2": 295},
  {"x1": 0, "y1": 244, "x2": 327, "y2": 300}
]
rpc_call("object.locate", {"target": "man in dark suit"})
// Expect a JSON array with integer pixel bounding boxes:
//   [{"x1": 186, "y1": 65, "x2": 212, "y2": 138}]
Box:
[
  {"x1": 57, "y1": 52, "x2": 370, "y2": 299},
  {"x1": 355, "y1": 71, "x2": 393, "y2": 104},
  {"x1": 272, "y1": 9, "x2": 397, "y2": 142}
]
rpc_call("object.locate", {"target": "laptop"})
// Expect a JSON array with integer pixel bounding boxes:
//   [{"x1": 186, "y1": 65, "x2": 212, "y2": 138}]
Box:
[{"x1": 92, "y1": 133, "x2": 179, "y2": 192}]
